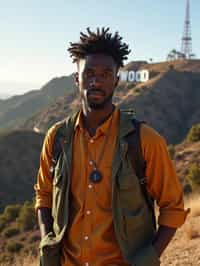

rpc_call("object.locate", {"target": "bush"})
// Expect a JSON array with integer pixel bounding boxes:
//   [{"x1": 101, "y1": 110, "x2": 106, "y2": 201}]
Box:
[
  {"x1": 183, "y1": 183, "x2": 192, "y2": 195},
  {"x1": 17, "y1": 203, "x2": 36, "y2": 231},
  {"x1": 29, "y1": 235, "x2": 40, "y2": 243},
  {"x1": 186, "y1": 124, "x2": 200, "y2": 143},
  {"x1": 0, "y1": 252, "x2": 13, "y2": 264},
  {"x1": 2, "y1": 204, "x2": 21, "y2": 223},
  {"x1": 24, "y1": 244, "x2": 38, "y2": 256},
  {"x1": 167, "y1": 144, "x2": 175, "y2": 159},
  {"x1": 6, "y1": 242, "x2": 24, "y2": 253},
  {"x1": 186, "y1": 163, "x2": 200, "y2": 191},
  {"x1": 3, "y1": 227, "x2": 20, "y2": 238},
  {"x1": 0, "y1": 215, "x2": 7, "y2": 232}
]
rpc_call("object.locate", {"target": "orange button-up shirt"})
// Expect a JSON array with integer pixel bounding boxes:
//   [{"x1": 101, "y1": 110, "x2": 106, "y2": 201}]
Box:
[{"x1": 35, "y1": 107, "x2": 188, "y2": 266}]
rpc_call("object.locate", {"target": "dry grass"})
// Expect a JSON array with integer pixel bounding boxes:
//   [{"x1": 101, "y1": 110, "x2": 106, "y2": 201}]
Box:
[
  {"x1": 185, "y1": 194, "x2": 200, "y2": 217},
  {"x1": 1, "y1": 194, "x2": 200, "y2": 266},
  {"x1": 183, "y1": 194, "x2": 200, "y2": 241},
  {"x1": 161, "y1": 194, "x2": 200, "y2": 265},
  {"x1": 185, "y1": 223, "x2": 200, "y2": 240},
  {"x1": 0, "y1": 254, "x2": 38, "y2": 266}
]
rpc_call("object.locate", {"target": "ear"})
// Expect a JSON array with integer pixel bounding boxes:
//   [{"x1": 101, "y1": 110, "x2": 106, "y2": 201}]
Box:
[{"x1": 74, "y1": 72, "x2": 79, "y2": 88}]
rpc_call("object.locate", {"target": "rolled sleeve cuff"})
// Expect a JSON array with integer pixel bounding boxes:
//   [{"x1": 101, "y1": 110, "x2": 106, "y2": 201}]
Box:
[
  {"x1": 158, "y1": 208, "x2": 190, "y2": 228},
  {"x1": 35, "y1": 196, "x2": 52, "y2": 210},
  {"x1": 34, "y1": 184, "x2": 52, "y2": 211}
]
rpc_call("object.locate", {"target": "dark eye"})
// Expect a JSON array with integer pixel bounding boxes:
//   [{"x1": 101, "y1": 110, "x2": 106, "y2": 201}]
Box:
[
  {"x1": 102, "y1": 71, "x2": 112, "y2": 79},
  {"x1": 85, "y1": 70, "x2": 94, "y2": 78}
]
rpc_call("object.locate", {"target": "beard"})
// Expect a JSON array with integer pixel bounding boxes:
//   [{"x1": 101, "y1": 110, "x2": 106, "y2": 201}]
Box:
[
  {"x1": 82, "y1": 89, "x2": 114, "y2": 110},
  {"x1": 88, "y1": 92, "x2": 113, "y2": 109}
]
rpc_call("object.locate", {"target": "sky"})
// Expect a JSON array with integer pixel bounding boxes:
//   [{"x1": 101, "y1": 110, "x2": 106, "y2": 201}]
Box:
[{"x1": 0, "y1": 0, "x2": 199, "y2": 95}]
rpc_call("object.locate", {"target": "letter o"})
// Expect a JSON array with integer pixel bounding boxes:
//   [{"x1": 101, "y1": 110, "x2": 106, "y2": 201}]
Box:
[
  {"x1": 128, "y1": 71, "x2": 135, "y2": 82},
  {"x1": 140, "y1": 70, "x2": 149, "y2": 82},
  {"x1": 135, "y1": 71, "x2": 141, "y2": 82}
]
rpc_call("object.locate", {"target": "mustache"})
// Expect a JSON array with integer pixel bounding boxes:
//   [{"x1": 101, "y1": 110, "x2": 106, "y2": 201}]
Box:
[{"x1": 87, "y1": 89, "x2": 105, "y2": 96}]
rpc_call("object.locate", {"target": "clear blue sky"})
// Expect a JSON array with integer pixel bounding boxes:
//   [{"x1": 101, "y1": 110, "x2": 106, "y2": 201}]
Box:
[{"x1": 0, "y1": 0, "x2": 199, "y2": 94}]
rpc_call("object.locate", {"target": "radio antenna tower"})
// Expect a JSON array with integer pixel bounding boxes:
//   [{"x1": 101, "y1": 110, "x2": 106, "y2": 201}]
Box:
[{"x1": 181, "y1": 0, "x2": 192, "y2": 59}]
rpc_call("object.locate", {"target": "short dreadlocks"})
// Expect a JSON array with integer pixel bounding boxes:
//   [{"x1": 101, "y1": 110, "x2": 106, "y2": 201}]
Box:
[{"x1": 68, "y1": 27, "x2": 131, "y2": 68}]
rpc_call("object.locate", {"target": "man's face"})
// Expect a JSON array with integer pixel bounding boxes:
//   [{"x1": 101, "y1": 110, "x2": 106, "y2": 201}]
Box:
[{"x1": 75, "y1": 53, "x2": 119, "y2": 110}]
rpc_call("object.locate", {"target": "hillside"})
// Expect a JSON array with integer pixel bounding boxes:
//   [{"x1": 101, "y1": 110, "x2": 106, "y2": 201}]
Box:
[
  {"x1": 0, "y1": 125, "x2": 199, "y2": 265},
  {"x1": 0, "y1": 130, "x2": 44, "y2": 210},
  {"x1": 22, "y1": 59, "x2": 200, "y2": 144},
  {"x1": 0, "y1": 195, "x2": 199, "y2": 266},
  {"x1": 173, "y1": 140, "x2": 200, "y2": 191},
  {"x1": 0, "y1": 127, "x2": 199, "y2": 213},
  {"x1": 0, "y1": 75, "x2": 76, "y2": 131}
]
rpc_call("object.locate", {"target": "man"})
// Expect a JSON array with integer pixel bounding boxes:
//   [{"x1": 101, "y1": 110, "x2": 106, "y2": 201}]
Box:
[{"x1": 35, "y1": 27, "x2": 188, "y2": 266}]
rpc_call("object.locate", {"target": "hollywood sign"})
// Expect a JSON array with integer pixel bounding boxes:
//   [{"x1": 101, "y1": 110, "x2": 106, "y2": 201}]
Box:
[{"x1": 119, "y1": 69, "x2": 149, "y2": 82}]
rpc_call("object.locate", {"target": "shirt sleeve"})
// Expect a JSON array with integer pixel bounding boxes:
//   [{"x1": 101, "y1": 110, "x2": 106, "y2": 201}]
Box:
[
  {"x1": 140, "y1": 124, "x2": 189, "y2": 228},
  {"x1": 34, "y1": 123, "x2": 59, "y2": 210}
]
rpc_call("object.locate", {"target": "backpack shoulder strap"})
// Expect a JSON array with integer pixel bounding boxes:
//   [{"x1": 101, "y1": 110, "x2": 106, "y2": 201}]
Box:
[
  {"x1": 126, "y1": 118, "x2": 146, "y2": 182},
  {"x1": 50, "y1": 112, "x2": 78, "y2": 177},
  {"x1": 125, "y1": 118, "x2": 156, "y2": 228}
]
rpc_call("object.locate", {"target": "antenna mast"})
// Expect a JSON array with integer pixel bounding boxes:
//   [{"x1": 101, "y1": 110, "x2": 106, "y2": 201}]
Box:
[{"x1": 181, "y1": 0, "x2": 192, "y2": 59}]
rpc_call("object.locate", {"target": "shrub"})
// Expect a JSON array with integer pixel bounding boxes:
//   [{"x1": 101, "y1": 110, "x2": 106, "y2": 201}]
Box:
[
  {"x1": 167, "y1": 144, "x2": 175, "y2": 159},
  {"x1": 0, "y1": 215, "x2": 7, "y2": 232},
  {"x1": 0, "y1": 252, "x2": 13, "y2": 264},
  {"x1": 24, "y1": 244, "x2": 38, "y2": 256},
  {"x1": 17, "y1": 203, "x2": 36, "y2": 231},
  {"x1": 2, "y1": 204, "x2": 21, "y2": 223},
  {"x1": 29, "y1": 235, "x2": 40, "y2": 243},
  {"x1": 186, "y1": 163, "x2": 200, "y2": 191},
  {"x1": 3, "y1": 227, "x2": 20, "y2": 238},
  {"x1": 186, "y1": 124, "x2": 200, "y2": 143},
  {"x1": 183, "y1": 183, "x2": 192, "y2": 195},
  {"x1": 6, "y1": 242, "x2": 24, "y2": 253}
]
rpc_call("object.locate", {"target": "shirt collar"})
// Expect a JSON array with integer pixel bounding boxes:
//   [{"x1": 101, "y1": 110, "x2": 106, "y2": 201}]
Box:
[{"x1": 74, "y1": 107, "x2": 119, "y2": 136}]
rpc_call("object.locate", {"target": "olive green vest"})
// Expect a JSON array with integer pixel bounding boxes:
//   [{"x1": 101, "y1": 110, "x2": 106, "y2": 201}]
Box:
[{"x1": 39, "y1": 111, "x2": 160, "y2": 266}]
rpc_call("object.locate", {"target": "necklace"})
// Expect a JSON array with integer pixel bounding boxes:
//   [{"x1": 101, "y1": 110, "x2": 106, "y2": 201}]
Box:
[{"x1": 82, "y1": 112, "x2": 114, "y2": 183}]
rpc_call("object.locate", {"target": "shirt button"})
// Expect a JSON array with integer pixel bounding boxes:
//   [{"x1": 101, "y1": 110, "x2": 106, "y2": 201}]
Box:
[
  {"x1": 86, "y1": 210, "x2": 91, "y2": 215},
  {"x1": 88, "y1": 184, "x2": 93, "y2": 189},
  {"x1": 84, "y1": 235, "x2": 89, "y2": 240}
]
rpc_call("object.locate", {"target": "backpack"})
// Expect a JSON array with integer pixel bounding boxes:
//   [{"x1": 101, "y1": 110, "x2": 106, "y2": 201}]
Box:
[{"x1": 50, "y1": 112, "x2": 156, "y2": 228}]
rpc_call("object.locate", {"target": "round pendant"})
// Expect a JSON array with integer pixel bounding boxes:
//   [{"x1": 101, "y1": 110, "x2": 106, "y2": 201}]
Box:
[{"x1": 89, "y1": 169, "x2": 102, "y2": 183}]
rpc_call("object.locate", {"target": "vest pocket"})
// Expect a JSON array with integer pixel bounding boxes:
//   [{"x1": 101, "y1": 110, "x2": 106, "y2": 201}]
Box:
[
  {"x1": 40, "y1": 243, "x2": 61, "y2": 266},
  {"x1": 118, "y1": 173, "x2": 144, "y2": 212},
  {"x1": 39, "y1": 232, "x2": 62, "y2": 266},
  {"x1": 122, "y1": 206, "x2": 146, "y2": 235}
]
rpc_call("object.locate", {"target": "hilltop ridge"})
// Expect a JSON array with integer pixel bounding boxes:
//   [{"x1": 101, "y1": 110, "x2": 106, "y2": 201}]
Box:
[{"x1": 22, "y1": 59, "x2": 200, "y2": 144}]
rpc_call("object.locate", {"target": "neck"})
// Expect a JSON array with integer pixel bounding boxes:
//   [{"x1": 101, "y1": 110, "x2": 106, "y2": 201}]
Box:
[{"x1": 82, "y1": 104, "x2": 115, "y2": 136}]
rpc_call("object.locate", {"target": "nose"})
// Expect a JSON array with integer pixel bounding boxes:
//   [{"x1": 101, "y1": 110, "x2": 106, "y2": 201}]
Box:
[{"x1": 89, "y1": 77, "x2": 102, "y2": 88}]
